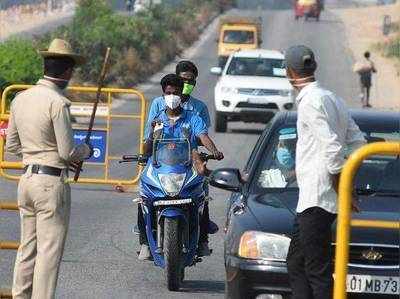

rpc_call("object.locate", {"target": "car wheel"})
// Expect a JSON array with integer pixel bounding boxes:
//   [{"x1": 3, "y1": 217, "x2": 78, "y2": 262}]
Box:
[{"x1": 215, "y1": 112, "x2": 227, "y2": 133}]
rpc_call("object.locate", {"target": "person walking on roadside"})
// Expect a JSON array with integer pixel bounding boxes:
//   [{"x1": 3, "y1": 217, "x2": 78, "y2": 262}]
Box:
[
  {"x1": 126, "y1": 0, "x2": 134, "y2": 12},
  {"x1": 353, "y1": 51, "x2": 377, "y2": 108},
  {"x1": 6, "y1": 38, "x2": 93, "y2": 299},
  {"x1": 284, "y1": 45, "x2": 366, "y2": 299}
]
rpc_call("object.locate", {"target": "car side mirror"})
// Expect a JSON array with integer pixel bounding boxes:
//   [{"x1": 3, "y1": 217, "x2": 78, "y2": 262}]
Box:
[
  {"x1": 209, "y1": 168, "x2": 242, "y2": 192},
  {"x1": 210, "y1": 67, "x2": 222, "y2": 76}
]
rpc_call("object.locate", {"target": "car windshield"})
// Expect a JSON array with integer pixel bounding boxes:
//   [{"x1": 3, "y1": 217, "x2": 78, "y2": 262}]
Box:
[
  {"x1": 223, "y1": 30, "x2": 254, "y2": 44},
  {"x1": 253, "y1": 125, "x2": 400, "y2": 193},
  {"x1": 226, "y1": 57, "x2": 286, "y2": 77},
  {"x1": 154, "y1": 138, "x2": 190, "y2": 166}
]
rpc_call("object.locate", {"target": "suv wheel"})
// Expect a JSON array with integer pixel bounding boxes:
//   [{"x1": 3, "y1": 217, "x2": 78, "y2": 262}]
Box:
[{"x1": 215, "y1": 112, "x2": 227, "y2": 133}]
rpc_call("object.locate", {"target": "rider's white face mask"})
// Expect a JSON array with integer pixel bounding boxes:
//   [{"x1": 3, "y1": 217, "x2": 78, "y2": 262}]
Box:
[{"x1": 164, "y1": 94, "x2": 181, "y2": 109}]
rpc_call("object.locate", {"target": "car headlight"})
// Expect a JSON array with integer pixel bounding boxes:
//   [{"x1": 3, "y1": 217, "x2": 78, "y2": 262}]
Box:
[
  {"x1": 158, "y1": 173, "x2": 186, "y2": 196},
  {"x1": 220, "y1": 86, "x2": 238, "y2": 94},
  {"x1": 238, "y1": 231, "x2": 291, "y2": 261},
  {"x1": 279, "y1": 90, "x2": 291, "y2": 97}
]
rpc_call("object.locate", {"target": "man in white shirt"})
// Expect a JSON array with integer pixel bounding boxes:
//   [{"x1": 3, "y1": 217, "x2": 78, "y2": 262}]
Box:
[{"x1": 284, "y1": 45, "x2": 365, "y2": 299}]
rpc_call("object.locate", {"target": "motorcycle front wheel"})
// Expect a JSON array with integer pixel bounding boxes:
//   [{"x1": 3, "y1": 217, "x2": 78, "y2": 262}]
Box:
[{"x1": 164, "y1": 217, "x2": 183, "y2": 291}]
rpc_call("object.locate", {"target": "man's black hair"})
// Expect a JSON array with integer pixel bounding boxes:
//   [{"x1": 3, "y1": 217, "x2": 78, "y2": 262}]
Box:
[
  {"x1": 364, "y1": 51, "x2": 371, "y2": 59},
  {"x1": 175, "y1": 60, "x2": 198, "y2": 78},
  {"x1": 160, "y1": 74, "x2": 184, "y2": 92},
  {"x1": 289, "y1": 65, "x2": 316, "y2": 78},
  {"x1": 44, "y1": 57, "x2": 76, "y2": 78}
]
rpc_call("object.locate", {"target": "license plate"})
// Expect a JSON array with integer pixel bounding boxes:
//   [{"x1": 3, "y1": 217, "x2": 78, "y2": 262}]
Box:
[
  {"x1": 247, "y1": 97, "x2": 268, "y2": 104},
  {"x1": 346, "y1": 275, "x2": 400, "y2": 295},
  {"x1": 153, "y1": 198, "x2": 192, "y2": 206}
]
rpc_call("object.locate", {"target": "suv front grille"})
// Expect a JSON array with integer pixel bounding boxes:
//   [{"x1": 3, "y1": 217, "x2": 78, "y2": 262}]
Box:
[
  {"x1": 236, "y1": 102, "x2": 279, "y2": 109},
  {"x1": 333, "y1": 244, "x2": 399, "y2": 269},
  {"x1": 238, "y1": 88, "x2": 280, "y2": 96}
]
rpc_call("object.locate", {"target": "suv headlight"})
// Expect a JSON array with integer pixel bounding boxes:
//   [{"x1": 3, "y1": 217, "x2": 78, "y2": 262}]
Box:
[
  {"x1": 238, "y1": 231, "x2": 291, "y2": 261},
  {"x1": 220, "y1": 86, "x2": 238, "y2": 94},
  {"x1": 279, "y1": 90, "x2": 291, "y2": 97},
  {"x1": 158, "y1": 173, "x2": 186, "y2": 196}
]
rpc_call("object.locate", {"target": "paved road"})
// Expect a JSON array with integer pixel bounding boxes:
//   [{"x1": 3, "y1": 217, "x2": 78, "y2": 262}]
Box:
[{"x1": 1, "y1": 1, "x2": 363, "y2": 298}]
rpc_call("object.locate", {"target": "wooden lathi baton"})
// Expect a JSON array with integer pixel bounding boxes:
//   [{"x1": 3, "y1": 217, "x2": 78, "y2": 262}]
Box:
[{"x1": 73, "y1": 47, "x2": 111, "y2": 181}]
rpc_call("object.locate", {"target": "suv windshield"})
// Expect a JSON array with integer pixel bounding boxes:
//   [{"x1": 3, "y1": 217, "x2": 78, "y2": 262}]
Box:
[
  {"x1": 223, "y1": 30, "x2": 254, "y2": 44},
  {"x1": 253, "y1": 125, "x2": 400, "y2": 193},
  {"x1": 226, "y1": 57, "x2": 286, "y2": 77},
  {"x1": 154, "y1": 138, "x2": 190, "y2": 166}
]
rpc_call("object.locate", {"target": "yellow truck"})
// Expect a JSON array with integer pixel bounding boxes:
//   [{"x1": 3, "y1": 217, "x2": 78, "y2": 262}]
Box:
[{"x1": 217, "y1": 16, "x2": 262, "y2": 67}]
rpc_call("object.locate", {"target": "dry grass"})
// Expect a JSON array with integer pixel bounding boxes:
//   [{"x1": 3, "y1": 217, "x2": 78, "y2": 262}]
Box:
[{"x1": 332, "y1": 2, "x2": 400, "y2": 110}]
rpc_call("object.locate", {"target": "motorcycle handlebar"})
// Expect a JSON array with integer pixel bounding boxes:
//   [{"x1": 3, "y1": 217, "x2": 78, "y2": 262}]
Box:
[
  {"x1": 119, "y1": 153, "x2": 218, "y2": 164},
  {"x1": 119, "y1": 154, "x2": 140, "y2": 163},
  {"x1": 199, "y1": 153, "x2": 217, "y2": 161},
  {"x1": 122, "y1": 155, "x2": 139, "y2": 161}
]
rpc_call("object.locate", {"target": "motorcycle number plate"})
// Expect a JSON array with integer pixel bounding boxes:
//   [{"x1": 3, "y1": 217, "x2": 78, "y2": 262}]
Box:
[{"x1": 153, "y1": 198, "x2": 192, "y2": 206}]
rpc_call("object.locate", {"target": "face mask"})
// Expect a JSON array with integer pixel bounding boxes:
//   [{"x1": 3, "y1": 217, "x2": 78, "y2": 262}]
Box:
[
  {"x1": 182, "y1": 83, "x2": 195, "y2": 96},
  {"x1": 287, "y1": 75, "x2": 315, "y2": 88},
  {"x1": 164, "y1": 94, "x2": 181, "y2": 109},
  {"x1": 276, "y1": 147, "x2": 295, "y2": 169},
  {"x1": 44, "y1": 75, "x2": 70, "y2": 90}
]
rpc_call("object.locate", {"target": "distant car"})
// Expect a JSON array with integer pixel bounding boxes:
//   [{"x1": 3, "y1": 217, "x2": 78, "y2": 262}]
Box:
[
  {"x1": 210, "y1": 110, "x2": 400, "y2": 299},
  {"x1": 210, "y1": 49, "x2": 295, "y2": 133},
  {"x1": 294, "y1": 0, "x2": 323, "y2": 21}
]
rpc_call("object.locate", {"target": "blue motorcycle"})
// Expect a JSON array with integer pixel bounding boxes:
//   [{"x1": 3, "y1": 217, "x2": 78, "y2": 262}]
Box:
[{"x1": 121, "y1": 138, "x2": 215, "y2": 291}]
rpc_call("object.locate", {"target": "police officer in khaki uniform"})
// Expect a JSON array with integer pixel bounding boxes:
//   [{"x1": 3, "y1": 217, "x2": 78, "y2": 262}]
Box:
[{"x1": 6, "y1": 38, "x2": 92, "y2": 299}]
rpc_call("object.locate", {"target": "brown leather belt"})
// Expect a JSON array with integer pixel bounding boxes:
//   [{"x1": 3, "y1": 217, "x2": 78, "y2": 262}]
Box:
[{"x1": 24, "y1": 165, "x2": 63, "y2": 177}]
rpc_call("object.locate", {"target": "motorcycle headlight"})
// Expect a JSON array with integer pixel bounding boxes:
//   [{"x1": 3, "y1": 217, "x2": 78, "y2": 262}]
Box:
[
  {"x1": 158, "y1": 173, "x2": 186, "y2": 196},
  {"x1": 220, "y1": 86, "x2": 238, "y2": 94},
  {"x1": 238, "y1": 231, "x2": 291, "y2": 261}
]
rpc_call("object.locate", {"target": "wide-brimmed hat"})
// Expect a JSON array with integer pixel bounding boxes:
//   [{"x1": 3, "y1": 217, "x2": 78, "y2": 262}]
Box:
[{"x1": 39, "y1": 38, "x2": 85, "y2": 65}]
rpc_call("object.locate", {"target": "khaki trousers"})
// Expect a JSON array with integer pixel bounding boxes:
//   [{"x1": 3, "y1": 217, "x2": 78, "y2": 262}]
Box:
[{"x1": 12, "y1": 170, "x2": 70, "y2": 299}]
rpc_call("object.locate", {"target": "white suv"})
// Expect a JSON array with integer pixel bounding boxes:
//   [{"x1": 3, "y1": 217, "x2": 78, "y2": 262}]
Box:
[{"x1": 211, "y1": 49, "x2": 295, "y2": 132}]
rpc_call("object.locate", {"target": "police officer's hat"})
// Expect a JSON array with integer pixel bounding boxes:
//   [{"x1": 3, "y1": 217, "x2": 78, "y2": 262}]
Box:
[{"x1": 39, "y1": 38, "x2": 86, "y2": 65}]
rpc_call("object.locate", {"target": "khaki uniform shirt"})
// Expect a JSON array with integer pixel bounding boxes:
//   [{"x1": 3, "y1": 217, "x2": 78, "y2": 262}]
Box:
[{"x1": 6, "y1": 79, "x2": 75, "y2": 169}]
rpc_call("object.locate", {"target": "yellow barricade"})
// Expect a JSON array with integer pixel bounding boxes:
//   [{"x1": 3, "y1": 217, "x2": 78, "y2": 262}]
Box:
[
  {"x1": 0, "y1": 84, "x2": 146, "y2": 187},
  {"x1": 0, "y1": 201, "x2": 18, "y2": 298},
  {"x1": 333, "y1": 142, "x2": 400, "y2": 299}
]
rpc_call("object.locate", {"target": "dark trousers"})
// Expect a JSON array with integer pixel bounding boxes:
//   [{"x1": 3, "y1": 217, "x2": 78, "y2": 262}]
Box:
[
  {"x1": 361, "y1": 84, "x2": 371, "y2": 104},
  {"x1": 199, "y1": 201, "x2": 210, "y2": 243},
  {"x1": 287, "y1": 207, "x2": 337, "y2": 299},
  {"x1": 137, "y1": 204, "x2": 147, "y2": 245},
  {"x1": 137, "y1": 201, "x2": 210, "y2": 245}
]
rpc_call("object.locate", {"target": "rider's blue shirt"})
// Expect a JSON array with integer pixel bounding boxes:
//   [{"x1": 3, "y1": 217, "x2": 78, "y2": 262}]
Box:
[
  {"x1": 144, "y1": 95, "x2": 210, "y2": 140},
  {"x1": 152, "y1": 109, "x2": 208, "y2": 149}
]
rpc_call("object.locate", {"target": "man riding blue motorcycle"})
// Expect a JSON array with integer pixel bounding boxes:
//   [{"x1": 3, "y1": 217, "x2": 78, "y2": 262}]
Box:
[
  {"x1": 138, "y1": 74, "x2": 223, "y2": 260},
  {"x1": 144, "y1": 61, "x2": 217, "y2": 257}
]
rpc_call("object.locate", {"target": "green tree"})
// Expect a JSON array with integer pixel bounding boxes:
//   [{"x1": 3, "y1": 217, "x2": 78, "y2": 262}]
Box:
[{"x1": 0, "y1": 38, "x2": 42, "y2": 90}]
